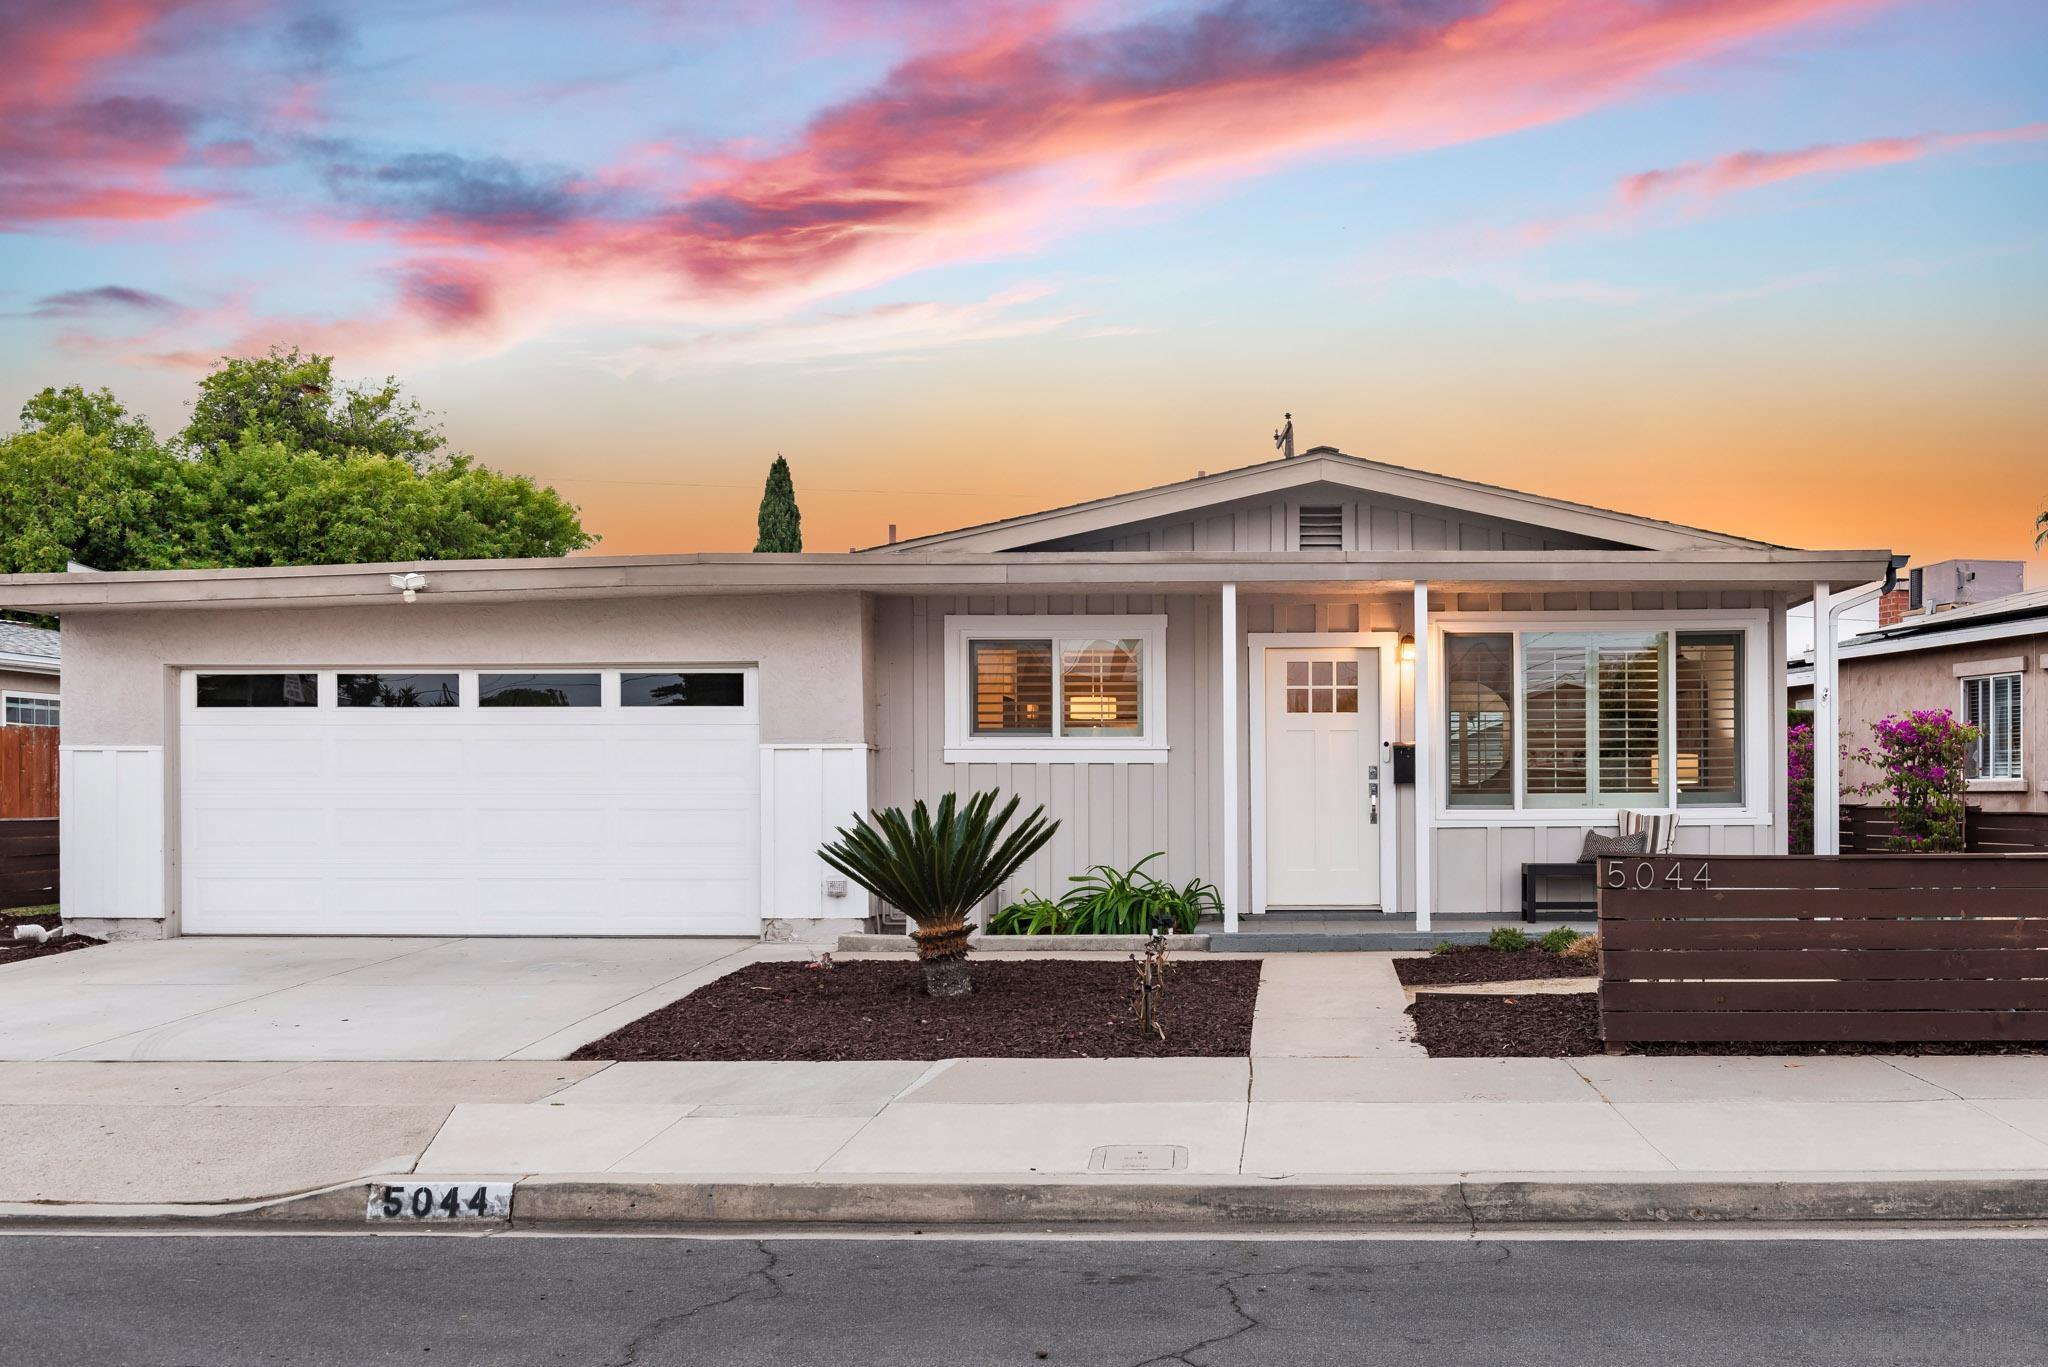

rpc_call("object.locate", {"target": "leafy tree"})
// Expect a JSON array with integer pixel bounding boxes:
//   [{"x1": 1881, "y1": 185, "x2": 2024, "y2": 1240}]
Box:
[
  {"x1": 20, "y1": 385, "x2": 158, "y2": 455},
  {"x1": 179, "y1": 345, "x2": 446, "y2": 466},
  {"x1": 0, "y1": 357, "x2": 594, "y2": 575},
  {"x1": 753, "y1": 453, "x2": 802, "y2": 552}
]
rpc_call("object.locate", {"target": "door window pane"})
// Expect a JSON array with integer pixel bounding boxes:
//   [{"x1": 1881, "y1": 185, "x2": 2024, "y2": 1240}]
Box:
[
  {"x1": 478, "y1": 673, "x2": 600, "y2": 707},
  {"x1": 196, "y1": 674, "x2": 317, "y2": 708},
  {"x1": 1675, "y1": 635, "x2": 1742, "y2": 804},
  {"x1": 970, "y1": 641, "x2": 1053, "y2": 735},
  {"x1": 622, "y1": 672, "x2": 745, "y2": 707},
  {"x1": 1446, "y1": 634, "x2": 1512, "y2": 807},
  {"x1": 337, "y1": 673, "x2": 460, "y2": 708},
  {"x1": 1060, "y1": 639, "x2": 1143, "y2": 736}
]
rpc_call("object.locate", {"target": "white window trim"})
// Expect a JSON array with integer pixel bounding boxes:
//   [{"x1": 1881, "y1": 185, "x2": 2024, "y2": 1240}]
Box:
[
  {"x1": 1960, "y1": 671, "x2": 2022, "y2": 785},
  {"x1": 943, "y1": 615, "x2": 1168, "y2": 764},
  {"x1": 1, "y1": 689, "x2": 60, "y2": 727},
  {"x1": 1428, "y1": 610, "x2": 1771, "y2": 826}
]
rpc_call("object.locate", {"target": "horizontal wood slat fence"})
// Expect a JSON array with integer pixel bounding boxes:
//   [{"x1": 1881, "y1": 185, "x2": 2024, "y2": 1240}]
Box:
[
  {"x1": 1839, "y1": 804, "x2": 2048, "y2": 854},
  {"x1": 0, "y1": 728, "x2": 58, "y2": 819},
  {"x1": 1598, "y1": 854, "x2": 2048, "y2": 1044},
  {"x1": 0, "y1": 818, "x2": 59, "y2": 910}
]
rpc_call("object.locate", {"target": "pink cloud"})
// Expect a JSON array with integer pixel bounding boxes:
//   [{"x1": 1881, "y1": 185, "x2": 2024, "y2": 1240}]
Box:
[
  {"x1": 1619, "y1": 122, "x2": 2048, "y2": 205},
  {"x1": 277, "y1": 0, "x2": 1881, "y2": 364}
]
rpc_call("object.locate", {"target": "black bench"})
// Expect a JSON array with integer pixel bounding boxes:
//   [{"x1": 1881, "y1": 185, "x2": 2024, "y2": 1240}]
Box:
[{"x1": 1520, "y1": 862, "x2": 1597, "y2": 922}]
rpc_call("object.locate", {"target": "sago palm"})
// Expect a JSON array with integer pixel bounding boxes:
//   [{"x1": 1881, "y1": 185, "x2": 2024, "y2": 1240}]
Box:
[{"x1": 819, "y1": 790, "x2": 1058, "y2": 997}]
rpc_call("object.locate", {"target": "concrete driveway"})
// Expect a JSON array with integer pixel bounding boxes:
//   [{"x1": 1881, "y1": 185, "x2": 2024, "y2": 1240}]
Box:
[{"x1": 0, "y1": 937, "x2": 757, "y2": 1061}]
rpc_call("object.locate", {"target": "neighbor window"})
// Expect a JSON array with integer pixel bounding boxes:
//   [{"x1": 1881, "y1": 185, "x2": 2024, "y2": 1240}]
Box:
[
  {"x1": 1441, "y1": 625, "x2": 1753, "y2": 813},
  {"x1": 478, "y1": 672, "x2": 600, "y2": 707},
  {"x1": 950, "y1": 616, "x2": 1165, "y2": 758},
  {"x1": 1445, "y1": 634, "x2": 1512, "y2": 807},
  {"x1": 621, "y1": 672, "x2": 745, "y2": 707},
  {"x1": 196, "y1": 674, "x2": 317, "y2": 708},
  {"x1": 2, "y1": 695, "x2": 59, "y2": 728},
  {"x1": 1962, "y1": 673, "x2": 2022, "y2": 780},
  {"x1": 337, "y1": 673, "x2": 459, "y2": 708}
]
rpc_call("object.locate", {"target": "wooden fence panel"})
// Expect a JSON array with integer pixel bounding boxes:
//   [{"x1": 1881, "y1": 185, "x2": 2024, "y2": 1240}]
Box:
[
  {"x1": 0, "y1": 818, "x2": 58, "y2": 910},
  {"x1": 1597, "y1": 854, "x2": 2048, "y2": 1044},
  {"x1": 1840, "y1": 804, "x2": 2048, "y2": 854},
  {"x1": 0, "y1": 729, "x2": 59, "y2": 819}
]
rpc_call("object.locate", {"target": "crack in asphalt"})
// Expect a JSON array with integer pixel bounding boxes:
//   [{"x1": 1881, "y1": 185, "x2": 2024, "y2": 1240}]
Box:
[{"x1": 602, "y1": 1239, "x2": 784, "y2": 1367}]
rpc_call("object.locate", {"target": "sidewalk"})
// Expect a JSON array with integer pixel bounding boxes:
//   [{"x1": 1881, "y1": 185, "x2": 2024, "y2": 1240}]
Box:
[{"x1": 7, "y1": 1054, "x2": 2048, "y2": 1224}]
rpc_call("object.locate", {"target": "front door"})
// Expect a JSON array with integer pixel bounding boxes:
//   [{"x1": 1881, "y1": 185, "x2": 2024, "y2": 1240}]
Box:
[{"x1": 1263, "y1": 648, "x2": 1381, "y2": 908}]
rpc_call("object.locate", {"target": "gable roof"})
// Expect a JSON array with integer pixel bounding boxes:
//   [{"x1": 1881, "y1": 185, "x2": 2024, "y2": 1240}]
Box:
[{"x1": 863, "y1": 447, "x2": 1783, "y2": 555}]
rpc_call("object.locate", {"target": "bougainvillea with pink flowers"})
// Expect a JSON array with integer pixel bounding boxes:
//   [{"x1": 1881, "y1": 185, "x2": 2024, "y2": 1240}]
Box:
[
  {"x1": 1787, "y1": 713, "x2": 1816, "y2": 854},
  {"x1": 1850, "y1": 709, "x2": 1978, "y2": 853}
]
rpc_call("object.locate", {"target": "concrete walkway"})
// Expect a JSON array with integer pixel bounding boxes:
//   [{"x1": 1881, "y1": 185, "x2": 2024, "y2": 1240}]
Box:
[{"x1": 8, "y1": 1054, "x2": 2048, "y2": 1208}]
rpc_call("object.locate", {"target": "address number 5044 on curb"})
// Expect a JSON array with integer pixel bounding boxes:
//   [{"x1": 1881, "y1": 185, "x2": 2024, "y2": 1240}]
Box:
[
  {"x1": 368, "y1": 1182, "x2": 512, "y2": 1221},
  {"x1": 1604, "y1": 860, "x2": 1713, "y2": 890}
]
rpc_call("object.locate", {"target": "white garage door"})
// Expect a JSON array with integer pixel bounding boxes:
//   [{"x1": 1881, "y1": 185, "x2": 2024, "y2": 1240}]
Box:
[{"x1": 179, "y1": 667, "x2": 759, "y2": 935}]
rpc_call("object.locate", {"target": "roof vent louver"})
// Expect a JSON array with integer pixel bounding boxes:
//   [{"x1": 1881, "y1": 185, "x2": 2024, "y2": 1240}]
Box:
[{"x1": 1298, "y1": 505, "x2": 1344, "y2": 550}]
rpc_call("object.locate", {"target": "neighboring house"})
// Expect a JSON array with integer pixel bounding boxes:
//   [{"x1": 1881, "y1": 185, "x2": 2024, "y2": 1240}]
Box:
[
  {"x1": 0, "y1": 621, "x2": 60, "y2": 729},
  {"x1": 1789, "y1": 567, "x2": 2045, "y2": 813},
  {"x1": 0, "y1": 446, "x2": 1889, "y2": 941}
]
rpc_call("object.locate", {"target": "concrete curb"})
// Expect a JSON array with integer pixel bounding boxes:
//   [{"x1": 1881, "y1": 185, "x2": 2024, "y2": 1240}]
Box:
[{"x1": 9, "y1": 1174, "x2": 2048, "y2": 1229}]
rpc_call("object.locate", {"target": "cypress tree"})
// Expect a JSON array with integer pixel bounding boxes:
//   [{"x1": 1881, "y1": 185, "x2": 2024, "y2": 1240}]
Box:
[{"x1": 753, "y1": 453, "x2": 802, "y2": 552}]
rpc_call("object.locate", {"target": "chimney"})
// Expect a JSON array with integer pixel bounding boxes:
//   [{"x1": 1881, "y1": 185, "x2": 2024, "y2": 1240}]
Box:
[
  {"x1": 887, "y1": 524, "x2": 897, "y2": 545},
  {"x1": 1876, "y1": 589, "x2": 1910, "y2": 628}
]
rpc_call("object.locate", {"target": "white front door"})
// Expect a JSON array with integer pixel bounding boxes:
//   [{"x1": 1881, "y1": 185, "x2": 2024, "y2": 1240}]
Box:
[{"x1": 1263, "y1": 648, "x2": 1381, "y2": 908}]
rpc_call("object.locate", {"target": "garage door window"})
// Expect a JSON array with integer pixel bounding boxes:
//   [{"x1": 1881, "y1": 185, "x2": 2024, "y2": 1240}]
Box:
[
  {"x1": 621, "y1": 671, "x2": 745, "y2": 707},
  {"x1": 338, "y1": 673, "x2": 461, "y2": 708},
  {"x1": 196, "y1": 674, "x2": 318, "y2": 708},
  {"x1": 478, "y1": 673, "x2": 601, "y2": 707}
]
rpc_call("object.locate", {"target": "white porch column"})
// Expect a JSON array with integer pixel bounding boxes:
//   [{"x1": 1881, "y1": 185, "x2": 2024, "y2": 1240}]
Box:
[
  {"x1": 1220, "y1": 582, "x2": 1240, "y2": 933},
  {"x1": 1811, "y1": 581, "x2": 1839, "y2": 856},
  {"x1": 1411, "y1": 580, "x2": 1433, "y2": 932}
]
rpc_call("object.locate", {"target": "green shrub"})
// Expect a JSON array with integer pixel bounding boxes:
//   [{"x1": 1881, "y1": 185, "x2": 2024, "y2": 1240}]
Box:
[
  {"x1": 1431, "y1": 939, "x2": 1461, "y2": 956},
  {"x1": 988, "y1": 853, "x2": 1221, "y2": 935},
  {"x1": 1485, "y1": 926, "x2": 1531, "y2": 952},
  {"x1": 1537, "y1": 927, "x2": 1581, "y2": 954}
]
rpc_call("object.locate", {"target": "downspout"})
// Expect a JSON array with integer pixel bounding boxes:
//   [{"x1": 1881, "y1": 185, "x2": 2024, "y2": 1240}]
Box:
[{"x1": 1811, "y1": 556, "x2": 1907, "y2": 856}]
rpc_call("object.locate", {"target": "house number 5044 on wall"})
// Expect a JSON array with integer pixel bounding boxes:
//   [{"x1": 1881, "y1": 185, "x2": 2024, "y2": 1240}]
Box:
[{"x1": 1604, "y1": 860, "x2": 1712, "y2": 890}]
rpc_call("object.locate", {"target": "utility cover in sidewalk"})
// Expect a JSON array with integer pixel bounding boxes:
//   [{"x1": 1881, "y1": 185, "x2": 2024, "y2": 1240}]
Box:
[{"x1": 1088, "y1": 1144, "x2": 1188, "y2": 1173}]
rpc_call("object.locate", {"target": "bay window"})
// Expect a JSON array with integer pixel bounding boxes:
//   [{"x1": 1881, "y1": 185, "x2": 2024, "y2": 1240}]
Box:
[
  {"x1": 1443, "y1": 623, "x2": 1753, "y2": 812},
  {"x1": 947, "y1": 616, "x2": 1166, "y2": 761}
]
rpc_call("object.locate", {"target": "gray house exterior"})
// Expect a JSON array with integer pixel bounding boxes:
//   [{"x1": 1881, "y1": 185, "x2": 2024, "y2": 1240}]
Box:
[{"x1": 0, "y1": 447, "x2": 1891, "y2": 940}]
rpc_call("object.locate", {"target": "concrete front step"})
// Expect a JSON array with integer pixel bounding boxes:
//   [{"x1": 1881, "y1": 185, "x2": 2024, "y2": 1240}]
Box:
[
  {"x1": 837, "y1": 933, "x2": 1210, "y2": 953},
  {"x1": 1214, "y1": 929, "x2": 1496, "y2": 952}
]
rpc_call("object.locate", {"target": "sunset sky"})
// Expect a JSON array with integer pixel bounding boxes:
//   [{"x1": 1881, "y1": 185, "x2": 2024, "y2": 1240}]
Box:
[{"x1": 4, "y1": 0, "x2": 2044, "y2": 574}]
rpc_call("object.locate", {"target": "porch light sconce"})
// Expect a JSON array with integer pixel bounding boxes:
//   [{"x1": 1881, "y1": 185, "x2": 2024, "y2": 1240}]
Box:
[
  {"x1": 1398, "y1": 634, "x2": 1416, "y2": 664},
  {"x1": 389, "y1": 571, "x2": 427, "y2": 604}
]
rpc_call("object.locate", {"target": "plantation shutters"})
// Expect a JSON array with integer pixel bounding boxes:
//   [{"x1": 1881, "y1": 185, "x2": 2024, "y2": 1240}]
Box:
[
  {"x1": 1521, "y1": 631, "x2": 1667, "y2": 808},
  {"x1": 969, "y1": 641, "x2": 1054, "y2": 735},
  {"x1": 1059, "y1": 639, "x2": 1143, "y2": 736},
  {"x1": 1963, "y1": 673, "x2": 2022, "y2": 780},
  {"x1": 1676, "y1": 634, "x2": 1743, "y2": 804}
]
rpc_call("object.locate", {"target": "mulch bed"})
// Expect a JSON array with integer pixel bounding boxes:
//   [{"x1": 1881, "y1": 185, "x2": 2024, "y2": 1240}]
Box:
[
  {"x1": 0, "y1": 911, "x2": 100, "y2": 969},
  {"x1": 1393, "y1": 947, "x2": 1594, "y2": 987},
  {"x1": 1409, "y1": 992, "x2": 2048, "y2": 1058},
  {"x1": 572, "y1": 958, "x2": 1263, "y2": 1061}
]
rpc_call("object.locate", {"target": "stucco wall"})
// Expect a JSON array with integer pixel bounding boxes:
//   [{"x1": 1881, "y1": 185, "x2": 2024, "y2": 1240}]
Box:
[
  {"x1": 1839, "y1": 633, "x2": 2047, "y2": 813},
  {"x1": 59, "y1": 592, "x2": 872, "y2": 748},
  {"x1": 0, "y1": 668, "x2": 58, "y2": 699}
]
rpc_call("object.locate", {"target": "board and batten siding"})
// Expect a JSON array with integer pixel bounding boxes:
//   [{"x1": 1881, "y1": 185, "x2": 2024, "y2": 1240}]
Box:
[
  {"x1": 872, "y1": 594, "x2": 1224, "y2": 908},
  {"x1": 871, "y1": 585, "x2": 1787, "y2": 921},
  {"x1": 1020, "y1": 490, "x2": 1620, "y2": 555}
]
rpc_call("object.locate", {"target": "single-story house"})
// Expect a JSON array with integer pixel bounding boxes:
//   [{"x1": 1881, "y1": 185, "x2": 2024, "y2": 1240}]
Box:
[
  {"x1": 0, "y1": 446, "x2": 1890, "y2": 941},
  {"x1": 1790, "y1": 577, "x2": 2046, "y2": 811},
  {"x1": 0, "y1": 621, "x2": 61, "y2": 729}
]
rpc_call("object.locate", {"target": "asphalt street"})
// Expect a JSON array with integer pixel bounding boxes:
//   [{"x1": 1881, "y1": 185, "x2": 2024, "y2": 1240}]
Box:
[{"x1": 2, "y1": 1231, "x2": 2043, "y2": 1366}]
